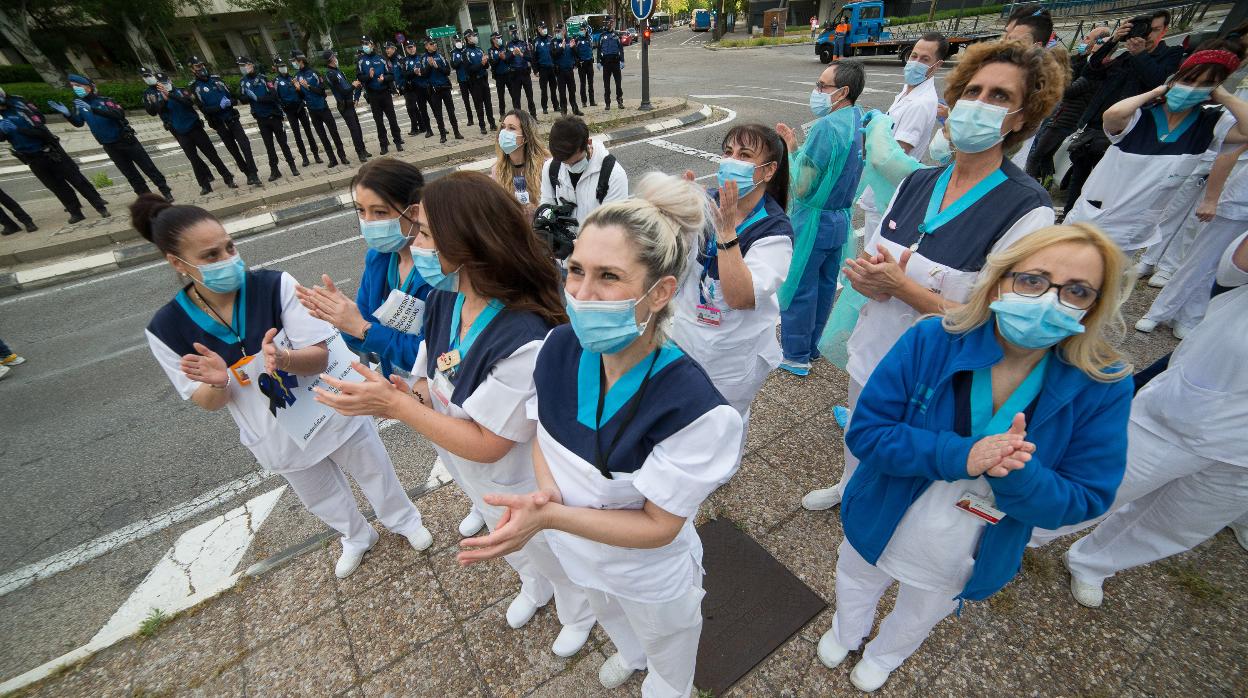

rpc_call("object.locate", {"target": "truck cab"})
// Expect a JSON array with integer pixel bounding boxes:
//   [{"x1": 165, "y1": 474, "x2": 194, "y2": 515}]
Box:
[{"x1": 816, "y1": 1, "x2": 891, "y2": 62}]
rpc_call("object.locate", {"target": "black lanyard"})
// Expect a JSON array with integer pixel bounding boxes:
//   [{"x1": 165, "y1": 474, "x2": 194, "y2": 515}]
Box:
[
  {"x1": 191, "y1": 285, "x2": 245, "y2": 351},
  {"x1": 593, "y1": 351, "x2": 659, "y2": 479}
]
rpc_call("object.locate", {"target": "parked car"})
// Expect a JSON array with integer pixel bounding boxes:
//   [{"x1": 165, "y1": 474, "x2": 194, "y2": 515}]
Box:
[{"x1": 623, "y1": 28, "x2": 639, "y2": 45}]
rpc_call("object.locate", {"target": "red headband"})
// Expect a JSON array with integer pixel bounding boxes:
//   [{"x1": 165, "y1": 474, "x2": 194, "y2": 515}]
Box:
[{"x1": 1179, "y1": 49, "x2": 1241, "y2": 74}]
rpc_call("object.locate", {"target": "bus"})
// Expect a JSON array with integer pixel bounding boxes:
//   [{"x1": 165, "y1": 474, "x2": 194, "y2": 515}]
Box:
[
  {"x1": 567, "y1": 13, "x2": 610, "y2": 40},
  {"x1": 692, "y1": 8, "x2": 711, "y2": 31},
  {"x1": 651, "y1": 11, "x2": 671, "y2": 31}
]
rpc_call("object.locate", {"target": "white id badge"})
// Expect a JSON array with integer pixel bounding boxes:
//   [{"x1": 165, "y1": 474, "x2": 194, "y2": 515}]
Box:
[
  {"x1": 955, "y1": 492, "x2": 1004, "y2": 525},
  {"x1": 373, "y1": 289, "x2": 426, "y2": 335},
  {"x1": 431, "y1": 370, "x2": 454, "y2": 408},
  {"x1": 515, "y1": 189, "x2": 530, "y2": 205},
  {"x1": 695, "y1": 303, "x2": 722, "y2": 327}
]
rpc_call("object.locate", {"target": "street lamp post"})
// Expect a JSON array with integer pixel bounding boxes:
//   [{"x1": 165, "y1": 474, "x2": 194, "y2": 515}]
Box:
[{"x1": 640, "y1": 19, "x2": 653, "y2": 110}]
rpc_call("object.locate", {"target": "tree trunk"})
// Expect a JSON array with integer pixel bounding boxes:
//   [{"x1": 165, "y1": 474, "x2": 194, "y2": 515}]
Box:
[
  {"x1": 123, "y1": 15, "x2": 163, "y2": 69},
  {"x1": 315, "y1": 0, "x2": 334, "y2": 50},
  {"x1": 0, "y1": 3, "x2": 63, "y2": 86}
]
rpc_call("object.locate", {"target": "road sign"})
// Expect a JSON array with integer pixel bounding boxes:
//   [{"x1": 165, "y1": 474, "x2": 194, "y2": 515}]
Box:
[
  {"x1": 428, "y1": 25, "x2": 456, "y2": 39},
  {"x1": 567, "y1": 20, "x2": 582, "y2": 34},
  {"x1": 631, "y1": 0, "x2": 654, "y2": 21}
]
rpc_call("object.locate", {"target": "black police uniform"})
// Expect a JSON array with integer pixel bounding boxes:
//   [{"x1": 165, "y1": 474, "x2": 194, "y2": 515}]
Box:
[
  {"x1": 61, "y1": 79, "x2": 172, "y2": 199},
  {"x1": 422, "y1": 39, "x2": 463, "y2": 142},
  {"x1": 188, "y1": 58, "x2": 260, "y2": 185},
  {"x1": 356, "y1": 37, "x2": 404, "y2": 153},
  {"x1": 323, "y1": 50, "x2": 371, "y2": 161},
  {"x1": 505, "y1": 27, "x2": 538, "y2": 117},
  {"x1": 552, "y1": 28, "x2": 582, "y2": 115},
  {"x1": 400, "y1": 43, "x2": 431, "y2": 137},
  {"x1": 142, "y1": 72, "x2": 237, "y2": 194},
  {"x1": 597, "y1": 26, "x2": 625, "y2": 109},
  {"x1": 274, "y1": 57, "x2": 321, "y2": 166},
  {"x1": 532, "y1": 24, "x2": 558, "y2": 113},
  {"x1": 237, "y1": 58, "x2": 298, "y2": 181},
  {"x1": 292, "y1": 52, "x2": 347, "y2": 167},
  {"x1": 487, "y1": 34, "x2": 512, "y2": 117},
  {"x1": 575, "y1": 27, "x2": 597, "y2": 106},
  {"x1": 460, "y1": 32, "x2": 495, "y2": 133},
  {"x1": 0, "y1": 94, "x2": 109, "y2": 223},
  {"x1": 0, "y1": 186, "x2": 36, "y2": 234},
  {"x1": 450, "y1": 35, "x2": 475, "y2": 127}
]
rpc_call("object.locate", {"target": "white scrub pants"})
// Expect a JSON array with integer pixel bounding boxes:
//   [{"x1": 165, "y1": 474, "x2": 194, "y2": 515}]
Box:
[
  {"x1": 1140, "y1": 174, "x2": 1205, "y2": 275},
  {"x1": 833, "y1": 377, "x2": 864, "y2": 497},
  {"x1": 829, "y1": 540, "x2": 959, "y2": 673},
  {"x1": 1143, "y1": 215, "x2": 1248, "y2": 331},
  {"x1": 1064, "y1": 425, "x2": 1248, "y2": 584},
  {"x1": 585, "y1": 583, "x2": 706, "y2": 698},
  {"x1": 280, "y1": 423, "x2": 424, "y2": 556}
]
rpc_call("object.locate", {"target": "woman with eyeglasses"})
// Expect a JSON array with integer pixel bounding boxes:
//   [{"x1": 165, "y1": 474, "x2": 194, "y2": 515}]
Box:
[
  {"x1": 801, "y1": 40, "x2": 1068, "y2": 513},
  {"x1": 134, "y1": 193, "x2": 431, "y2": 581},
  {"x1": 456, "y1": 173, "x2": 744, "y2": 696},
  {"x1": 311, "y1": 171, "x2": 596, "y2": 658},
  {"x1": 815, "y1": 223, "x2": 1133, "y2": 691},
  {"x1": 1064, "y1": 39, "x2": 1248, "y2": 255}
]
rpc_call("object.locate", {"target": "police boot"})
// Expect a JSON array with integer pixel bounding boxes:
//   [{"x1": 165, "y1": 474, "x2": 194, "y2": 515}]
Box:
[
  {"x1": 604, "y1": 100, "x2": 610, "y2": 111},
  {"x1": 425, "y1": 129, "x2": 435, "y2": 138},
  {"x1": 480, "y1": 123, "x2": 487, "y2": 135},
  {"x1": 246, "y1": 172, "x2": 262, "y2": 186},
  {"x1": 327, "y1": 154, "x2": 339, "y2": 169},
  {"x1": 617, "y1": 98, "x2": 624, "y2": 109},
  {"x1": 466, "y1": 112, "x2": 474, "y2": 126},
  {"x1": 395, "y1": 141, "x2": 404, "y2": 152},
  {"x1": 338, "y1": 147, "x2": 350, "y2": 164},
  {"x1": 199, "y1": 184, "x2": 213, "y2": 196},
  {"x1": 380, "y1": 143, "x2": 389, "y2": 155},
  {"x1": 440, "y1": 131, "x2": 448, "y2": 143},
  {"x1": 160, "y1": 187, "x2": 175, "y2": 203},
  {"x1": 313, "y1": 152, "x2": 323, "y2": 164},
  {"x1": 95, "y1": 206, "x2": 112, "y2": 218},
  {"x1": 268, "y1": 167, "x2": 283, "y2": 182},
  {"x1": 287, "y1": 161, "x2": 300, "y2": 177},
  {"x1": 573, "y1": 106, "x2": 584, "y2": 116},
  {"x1": 21, "y1": 219, "x2": 37, "y2": 233},
  {"x1": 2, "y1": 222, "x2": 19, "y2": 236},
  {"x1": 67, "y1": 210, "x2": 86, "y2": 225},
  {"x1": 224, "y1": 176, "x2": 239, "y2": 189}
]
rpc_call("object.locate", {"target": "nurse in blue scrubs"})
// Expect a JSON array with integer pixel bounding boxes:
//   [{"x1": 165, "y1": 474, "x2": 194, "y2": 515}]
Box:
[
  {"x1": 134, "y1": 193, "x2": 431, "y2": 581},
  {"x1": 669, "y1": 123, "x2": 794, "y2": 424},
  {"x1": 457, "y1": 173, "x2": 744, "y2": 697},
  {"x1": 313, "y1": 172, "x2": 596, "y2": 658}
]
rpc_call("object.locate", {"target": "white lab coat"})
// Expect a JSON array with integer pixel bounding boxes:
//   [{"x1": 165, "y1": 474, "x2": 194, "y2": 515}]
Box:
[{"x1": 538, "y1": 137, "x2": 629, "y2": 226}]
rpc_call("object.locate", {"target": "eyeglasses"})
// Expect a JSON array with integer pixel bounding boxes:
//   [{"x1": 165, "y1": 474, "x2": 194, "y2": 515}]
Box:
[
  {"x1": 1005, "y1": 272, "x2": 1100, "y2": 310},
  {"x1": 815, "y1": 81, "x2": 839, "y2": 93}
]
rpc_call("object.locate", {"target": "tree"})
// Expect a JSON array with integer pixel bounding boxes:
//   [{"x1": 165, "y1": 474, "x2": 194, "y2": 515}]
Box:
[
  {"x1": 79, "y1": 0, "x2": 209, "y2": 70},
  {"x1": 0, "y1": 0, "x2": 65, "y2": 86}
]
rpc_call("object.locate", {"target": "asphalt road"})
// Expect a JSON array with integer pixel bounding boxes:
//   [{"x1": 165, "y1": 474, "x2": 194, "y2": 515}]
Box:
[{"x1": 0, "y1": 30, "x2": 938, "y2": 680}]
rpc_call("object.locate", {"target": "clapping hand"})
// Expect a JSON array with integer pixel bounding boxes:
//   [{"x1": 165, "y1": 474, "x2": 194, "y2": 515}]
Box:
[
  {"x1": 218, "y1": 96, "x2": 232, "y2": 109},
  {"x1": 967, "y1": 413, "x2": 1035, "y2": 478},
  {"x1": 313, "y1": 361, "x2": 407, "y2": 418},
  {"x1": 260, "y1": 328, "x2": 285, "y2": 375},
  {"x1": 180, "y1": 342, "x2": 229, "y2": 388},
  {"x1": 73, "y1": 98, "x2": 90, "y2": 113},
  {"x1": 295, "y1": 274, "x2": 368, "y2": 338},
  {"x1": 776, "y1": 122, "x2": 798, "y2": 152},
  {"x1": 843, "y1": 246, "x2": 912, "y2": 300},
  {"x1": 46, "y1": 100, "x2": 70, "y2": 116},
  {"x1": 457, "y1": 491, "x2": 555, "y2": 564}
]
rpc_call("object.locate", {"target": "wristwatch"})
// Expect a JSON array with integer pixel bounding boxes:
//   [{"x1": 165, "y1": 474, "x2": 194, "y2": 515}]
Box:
[{"x1": 716, "y1": 237, "x2": 740, "y2": 251}]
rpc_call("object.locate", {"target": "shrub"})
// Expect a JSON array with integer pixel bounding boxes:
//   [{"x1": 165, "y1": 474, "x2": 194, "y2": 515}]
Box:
[
  {"x1": 0, "y1": 64, "x2": 42, "y2": 83},
  {"x1": 888, "y1": 4, "x2": 1006, "y2": 27},
  {"x1": 3, "y1": 75, "x2": 247, "y2": 112}
]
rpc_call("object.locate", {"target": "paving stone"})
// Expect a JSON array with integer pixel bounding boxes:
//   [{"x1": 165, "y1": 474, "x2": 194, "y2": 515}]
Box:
[
  {"x1": 527, "y1": 648, "x2": 647, "y2": 697},
  {"x1": 706, "y1": 456, "x2": 805, "y2": 537},
  {"x1": 242, "y1": 609, "x2": 358, "y2": 697},
  {"x1": 759, "y1": 510, "x2": 841, "y2": 602},
  {"x1": 131, "y1": 592, "x2": 245, "y2": 695},
  {"x1": 236, "y1": 542, "x2": 339, "y2": 649},
  {"x1": 427, "y1": 545, "x2": 518, "y2": 621},
  {"x1": 359, "y1": 629, "x2": 488, "y2": 698},
  {"x1": 19, "y1": 639, "x2": 139, "y2": 698},
  {"x1": 759, "y1": 408, "x2": 847, "y2": 492},
  {"x1": 757, "y1": 368, "x2": 841, "y2": 419},
  {"x1": 1128, "y1": 599, "x2": 1248, "y2": 696},
  {"x1": 340, "y1": 561, "x2": 456, "y2": 674},
  {"x1": 333, "y1": 529, "x2": 430, "y2": 599},
  {"x1": 744, "y1": 392, "x2": 802, "y2": 458},
  {"x1": 411, "y1": 483, "x2": 480, "y2": 555},
  {"x1": 461, "y1": 597, "x2": 585, "y2": 696}
]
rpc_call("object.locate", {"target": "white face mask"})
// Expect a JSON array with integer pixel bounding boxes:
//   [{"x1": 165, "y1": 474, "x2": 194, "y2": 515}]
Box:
[
  {"x1": 566, "y1": 154, "x2": 590, "y2": 174},
  {"x1": 143, "y1": 76, "x2": 158, "y2": 86}
]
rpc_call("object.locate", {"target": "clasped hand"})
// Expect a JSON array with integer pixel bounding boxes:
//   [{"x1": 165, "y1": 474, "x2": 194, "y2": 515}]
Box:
[
  {"x1": 843, "y1": 246, "x2": 912, "y2": 301},
  {"x1": 967, "y1": 413, "x2": 1035, "y2": 478},
  {"x1": 457, "y1": 491, "x2": 559, "y2": 565}
]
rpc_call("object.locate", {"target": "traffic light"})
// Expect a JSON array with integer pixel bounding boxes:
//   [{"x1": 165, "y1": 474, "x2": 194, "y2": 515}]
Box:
[{"x1": 643, "y1": 27, "x2": 652, "y2": 44}]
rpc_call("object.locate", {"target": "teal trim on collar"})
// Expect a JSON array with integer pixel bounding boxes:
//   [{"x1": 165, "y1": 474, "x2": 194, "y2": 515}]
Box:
[
  {"x1": 921, "y1": 166, "x2": 1008, "y2": 235},
  {"x1": 1150, "y1": 104, "x2": 1199, "y2": 143},
  {"x1": 737, "y1": 197, "x2": 768, "y2": 235},
  {"x1": 575, "y1": 343, "x2": 684, "y2": 429},
  {"x1": 970, "y1": 352, "x2": 1050, "y2": 437},
  {"x1": 386, "y1": 252, "x2": 420, "y2": 294},
  {"x1": 173, "y1": 275, "x2": 247, "y2": 346},
  {"x1": 448, "y1": 294, "x2": 504, "y2": 361}
]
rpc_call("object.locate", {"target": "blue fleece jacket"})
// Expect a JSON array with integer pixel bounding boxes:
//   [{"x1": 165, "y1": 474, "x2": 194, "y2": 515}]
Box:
[
  {"x1": 842, "y1": 317, "x2": 1132, "y2": 601},
  {"x1": 342, "y1": 249, "x2": 432, "y2": 377}
]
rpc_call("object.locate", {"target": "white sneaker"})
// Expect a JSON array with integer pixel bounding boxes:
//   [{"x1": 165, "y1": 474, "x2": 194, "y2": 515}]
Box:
[
  {"x1": 598, "y1": 653, "x2": 637, "y2": 689},
  {"x1": 1064, "y1": 551, "x2": 1103, "y2": 607},
  {"x1": 1, "y1": 353, "x2": 25, "y2": 366},
  {"x1": 817, "y1": 629, "x2": 850, "y2": 669},
  {"x1": 802, "y1": 487, "x2": 842, "y2": 511},
  {"x1": 849, "y1": 658, "x2": 892, "y2": 692},
  {"x1": 1229, "y1": 522, "x2": 1248, "y2": 553},
  {"x1": 458, "y1": 509, "x2": 486, "y2": 537},
  {"x1": 0, "y1": 364, "x2": 9, "y2": 381},
  {"x1": 505, "y1": 593, "x2": 545, "y2": 629},
  {"x1": 335, "y1": 529, "x2": 380, "y2": 579},
  {"x1": 404, "y1": 525, "x2": 433, "y2": 552},
  {"x1": 1172, "y1": 324, "x2": 1192, "y2": 340},
  {"x1": 1148, "y1": 271, "x2": 1171, "y2": 288},
  {"x1": 1135, "y1": 261, "x2": 1154, "y2": 277},
  {"x1": 551, "y1": 625, "x2": 592, "y2": 657},
  {"x1": 1134, "y1": 318, "x2": 1157, "y2": 333}
]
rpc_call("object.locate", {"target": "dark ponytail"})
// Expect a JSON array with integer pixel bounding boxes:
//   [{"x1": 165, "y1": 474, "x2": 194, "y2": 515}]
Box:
[
  {"x1": 129, "y1": 193, "x2": 216, "y2": 256},
  {"x1": 722, "y1": 123, "x2": 790, "y2": 210}
]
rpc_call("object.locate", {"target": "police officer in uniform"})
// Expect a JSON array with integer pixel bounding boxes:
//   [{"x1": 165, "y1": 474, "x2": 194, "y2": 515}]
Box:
[
  {"x1": 49, "y1": 73, "x2": 172, "y2": 200},
  {"x1": 237, "y1": 56, "x2": 299, "y2": 182},
  {"x1": 532, "y1": 21, "x2": 557, "y2": 114},
  {"x1": 291, "y1": 50, "x2": 346, "y2": 168},
  {"x1": 274, "y1": 56, "x2": 321, "y2": 167},
  {"x1": 597, "y1": 17, "x2": 625, "y2": 110},
  {"x1": 422, "y1": 35, "x2": 464, "y2": 143},
  {"x1": 488, "y1": 31, "x2": 512, "y2": 117},
  {"x1": 142, "y1": 68, "x2": 237, "y2": 195},
  {"x1": 323, "y1": 50, "x2": 372, "y2": 162},
  {"x1": 506, "y1": 24, "x2": 538, "y2": 118},
  {"x1": 451, "y1": 33, "x2": 476, "y2": 128},
  {"x1": 461, "y1": 29, "x2": 496, "y2": 133},
  {"x1": 189, "y1": 55, "x2": 261, "y2": 186},
  {"x1": 401, "y1": 40, "x2": 433, "y2": 138},
  {"x1": 0, "y1": 87, "x2": 109, "y2": 225},
  {"x1": 576, "y1": 23, "x2": 596, "y2": 107},
  {"x1": 552, "y1": 24, "x2": 583, "y2": 116},
  {"x1": 355, "y1": 36, "x2": 404, "y2": 154}
]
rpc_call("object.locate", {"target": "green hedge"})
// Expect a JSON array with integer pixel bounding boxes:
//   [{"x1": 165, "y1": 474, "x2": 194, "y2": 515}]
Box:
[
  {"x1": 0, "y1": 64, "x2": 42, "y2": 83},
  {"x1": 4, "y1": 75, "x2": 247, "y2": 112},
  {"x1": 888, "y1": 5, "x2": 1005, "y2": 27}
]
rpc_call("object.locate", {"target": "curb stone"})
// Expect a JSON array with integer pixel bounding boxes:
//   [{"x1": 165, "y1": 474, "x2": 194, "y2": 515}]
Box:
[{"x1": 0, "y1": 103, "x2": 712, "y2": 296}]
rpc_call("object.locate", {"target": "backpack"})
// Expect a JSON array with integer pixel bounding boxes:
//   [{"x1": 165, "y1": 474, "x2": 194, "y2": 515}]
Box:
[{"x1": 548, "y1": 153, "x2": 617, "y2": 205}]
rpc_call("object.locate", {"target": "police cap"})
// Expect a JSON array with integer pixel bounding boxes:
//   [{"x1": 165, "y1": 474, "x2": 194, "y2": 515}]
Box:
[
  {"x1": 273, "y1": 55, "x2": 288, "y2": 66},
  {"x1": 67, "y1": 73, "x2": 93, "y2": 86},
  {"x1": 403, "y1": 39, "x2": 417, "y2": 48},
  {"x1": 382, "y1": 41, "x2": 396, "y2": 49},
  {"x1": 423, "y1": 35, "x2": 437, "y2": 44},
  {"x1": 360, "y1": 35, "x2": 373, "y2": 44},
  {"x1": 235, "y1": 55, "x2": 254, "y2": 66},
  {"x1": 187, "y1": 55, "x2": 206, "y2": 66},
  {"x1": 321, "y1": 49, "x2": 336, "y2": 61},
  {"x1": 290, "y1": 49, "x2": 306, "y2": 60}
]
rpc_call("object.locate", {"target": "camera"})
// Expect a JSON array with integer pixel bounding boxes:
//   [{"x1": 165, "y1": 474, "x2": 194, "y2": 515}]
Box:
[
  {"x1": 533, "y1": 199, "x2": 579, "y2": 260},
  {"x1": 1125, "y1": 15, "x2": 1152, "y2": 41}
]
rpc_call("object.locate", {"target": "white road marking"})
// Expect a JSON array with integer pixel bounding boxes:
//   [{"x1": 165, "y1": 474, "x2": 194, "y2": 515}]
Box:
[
  {"x1": 646, "y1": 138, "x2": 722, "y2": 163},
  {"x1": 90, "y1": 486, "x2": 286, "y2": 642},
  {"x1": 691, "y1": 93, "x2": 807, "y2": 106}
]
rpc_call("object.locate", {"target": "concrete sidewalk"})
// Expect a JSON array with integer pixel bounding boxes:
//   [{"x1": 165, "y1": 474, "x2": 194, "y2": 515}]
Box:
[
  {"x1": 0, "y1": 98, "x2": 700, "y2": 293},
  {"x1": 4, "y1": 282, "x2": 1245, "y2": 697}
]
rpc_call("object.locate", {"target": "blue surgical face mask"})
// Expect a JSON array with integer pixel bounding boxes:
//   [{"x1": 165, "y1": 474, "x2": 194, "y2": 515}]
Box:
[
  {"x1": 411, "y1": 246, "x2": 460, "y2": 291},
  {"x1": 362, "y1": 45, "x2": 373, "y2": 54},
  {"x1": 71, "y1": 86, "x2": 88, "y2": 98},
  {"x1": 1076, "y1": 43, "x2": 1088, "y2": 54},
  {"x1": 1166, "y1": 83, "x2": 1214, "y2": 112},
  {"x1": 903, "y1": 59, "x2": 929, "y2": 86},
  {"x1": 564, "y1": 281, "x2": 659, "y2": 354},
  {"x1": 929, "y1": 128, "x2": 954, "y2": 165},
  {"x1": 498, "y1": 129, "x2": 520, "y2": 154},
  {"x1": 183, "y1": 254, "x2": 246, "y2": 294},
  {"x1": 717, "y1": 157, "x2": 760, "y2": 196},
  {"x1": 947, "y1": 99, "x2": 1017, "y2": 153},
  {"x1": 809, "y1": 89, "x2": 833, "y2": 117},
  {"x1": 990, "y1": 291, "x2": 1086, "y2": 350},
  {"x1": 358, "y1": 214, "x2": 412, "y2": 254}
]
